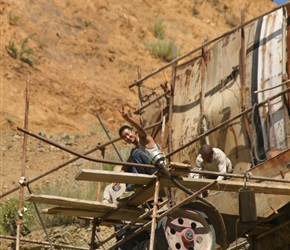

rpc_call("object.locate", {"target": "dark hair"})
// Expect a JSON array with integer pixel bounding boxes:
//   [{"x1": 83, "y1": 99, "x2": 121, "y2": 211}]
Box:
[
  {"x1": 199, "y1": 145, "x2": 213, "y2": 155},
  {"x1": 118, "y1": 125, "x2": 133, "y2": 137}
]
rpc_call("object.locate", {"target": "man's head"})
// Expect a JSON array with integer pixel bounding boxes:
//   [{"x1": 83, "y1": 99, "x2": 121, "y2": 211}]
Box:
[
  {"x1": 199, "y1": 145, "x2": 214, "y2": 163},
  {"x1": 119, "y1": 125, "x2": 137, "y2": 144}
]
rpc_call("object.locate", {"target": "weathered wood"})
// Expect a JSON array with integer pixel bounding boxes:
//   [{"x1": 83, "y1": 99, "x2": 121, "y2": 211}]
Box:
[
  {"x1": 160, "y1": 177, "x2": 290, "y2": 195},
  {"x1": 26, "y1": 194, "x2": 151, "y2": 223},
  {"x1": 43, "y1": 207, "x2": 150, "y2": 223},
  {"x1": 75, "y1": 169, "x2": 290, "y2": 196},
  {"x1": 26, "y1": 194, "x2": 114, "y2": 212},
  {"x1": 75, "y1": 169, "x2": 155, "y2": 185},
  {"x1": 26, "y1": 194, "x2": 145, "y2": 218}
]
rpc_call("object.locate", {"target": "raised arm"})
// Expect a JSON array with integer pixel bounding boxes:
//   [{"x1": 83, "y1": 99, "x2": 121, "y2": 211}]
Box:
[{"x1": 118, "y1": 107, "x2": 147, "y2": 137}]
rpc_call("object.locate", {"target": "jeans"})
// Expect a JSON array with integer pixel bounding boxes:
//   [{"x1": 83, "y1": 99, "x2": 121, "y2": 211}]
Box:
[{"x1": 126, "y1": 148, "x2": 155, "y2": 191}]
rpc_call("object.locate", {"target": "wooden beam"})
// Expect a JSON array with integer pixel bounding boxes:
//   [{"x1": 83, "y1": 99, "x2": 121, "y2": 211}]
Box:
[
  {"x1": 161, "y1": 177, "x2": 290, "y2": 195},
  {"x1": 26, "y1": 194, "x2": 150, "y2": 223},
  {"x1": 75, "y1": 169, "x2": 155, "y2": 185},
  {"x1": 43, "y1": 207, "x2": 149, "y2": 223},
  {"x1": 26, "y1": 194, "x2": 114, "y2": 212},
  {"x1": 75, "y1": 169, "x2": 290, "y2": 196}
]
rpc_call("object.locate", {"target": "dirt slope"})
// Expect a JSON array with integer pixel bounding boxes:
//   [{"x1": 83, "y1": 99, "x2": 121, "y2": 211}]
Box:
[{"x1": 1, "y1": 0, "x2": 277, "y2": 135}]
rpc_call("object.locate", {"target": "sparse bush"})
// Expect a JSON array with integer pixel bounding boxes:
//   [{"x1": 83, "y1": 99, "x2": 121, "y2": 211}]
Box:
[
  {"x1": 8, "y1": 12, "x2": 19, "y2": 25},
  {"x1": 152, "y1": 16, "x2": 166, "y2": 39},
  {"x1": 143, "y1": 38, "x2": 176, "y2": 62},
  {"x1": 6, "y1": 41, "x2": 18, "y2": 59},
  {"x1": 145, "y1": 17, "x2": 180, "y2": 62},
  {"x1": 5, "y1": 35, "x2": 35, "y2": 67},
  {"x1": 0, "y1": 198, "x2": 34, "y2": 236}
]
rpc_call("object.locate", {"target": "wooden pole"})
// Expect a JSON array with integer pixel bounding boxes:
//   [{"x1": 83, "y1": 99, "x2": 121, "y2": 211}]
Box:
[
  {"x1": 149, "y1": 175, "x2": 160, "y2": 250},
  {"x1": 16, "y1": 75, "x2": 30, "y2": 250}
]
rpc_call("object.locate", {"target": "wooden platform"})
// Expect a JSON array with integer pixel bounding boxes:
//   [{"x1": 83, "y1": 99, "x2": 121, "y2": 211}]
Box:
[
  {"x1": 26, "y1": 157, "x2": 290, "y2": 222},
  {"x1": 26, "y1": 194, "x2": 151, "y2": 224},
  {"x1": 76, "y1": 169, "x2": 290, "y2": 197}
]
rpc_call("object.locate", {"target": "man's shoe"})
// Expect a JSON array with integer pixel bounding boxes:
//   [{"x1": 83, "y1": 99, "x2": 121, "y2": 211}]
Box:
[{"x1": 116, "y1": 191, "x2": 135, "y2": 202}]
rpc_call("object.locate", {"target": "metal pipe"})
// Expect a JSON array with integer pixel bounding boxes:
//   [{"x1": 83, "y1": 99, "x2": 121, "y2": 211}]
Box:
[
  {"x1": 26, "y1": 185, "x2": 53, "y2": 249},
  {"x1": 90, "y1": 218, "x2": 106, "y2": 250},
  {"x1": 179, "y1": 168, "x2": 290, "y2": 183},
  {"x1": 133, "y1": 92, "x2": 167, "y2": 115},
  {"x1": 96, "y1": 147, "x2": 105, "y2": 202},
  {"x1": 96, "y1": 113, "x2": 123, "y2": 162},
  {"x1": 254, "y1": 79, "x2": 290, "y2": 94},
  {"x1": 137, "y1": 66, "x2": 144, "y2": 126},
  {"x1": 129, "y1": 3, "x2": 290, "y2": 89},
  {"x1": 167, "y1": 46, "x2": 177, "y2": 158},
  {"x1": 16, "y1": 75, "x2": 30, "y2": 250},
  {"x1": 0, "y1": 235, "x2": 89, "y2": 250}
]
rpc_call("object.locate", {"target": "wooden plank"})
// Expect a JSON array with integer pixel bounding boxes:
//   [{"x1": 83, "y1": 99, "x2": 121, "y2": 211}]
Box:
[
  {"x1": 43, "y1": 207, "x2": 150, "y2": 223},
  {"x1": 75, "y1": 169, "x2": 290, "y2": 196},
  {"x1": 26, "y1": 194, "x2": 145, "y2": 214},
  {"x1": 160, "y1": 177, "x2": 290, "y2": 195},
  {"x1": 26, "y1": 194, "x2": 114, "y2": 212},
  {"x1": 75, "y1": 169, "x2": 155, "y2": 185}
]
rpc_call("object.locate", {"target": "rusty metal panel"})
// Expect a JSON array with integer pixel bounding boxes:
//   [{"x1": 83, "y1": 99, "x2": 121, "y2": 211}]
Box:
[
  {"x1": 204, "y1": 30, "x2": 251, "y2": 172},
  {"x1": 171, "y1": 58, "x2": 204, "y2": 163},
  {"x1": 257, "y1": 8, "x2": 286, "y2": 151},
  {"x1": 172, "y1": 31, "x2": 252, "y2": 172},
  {"x1": 245, "y1": 8, "x2": 287, "y2": 160}
]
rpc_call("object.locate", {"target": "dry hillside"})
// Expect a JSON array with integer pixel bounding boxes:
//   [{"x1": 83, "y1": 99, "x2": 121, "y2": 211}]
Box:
[
  {"x1": 0, "y1": 0, "x2": 279, "y2": 248},
  {"x1": 1, "y1": 0, "x2": 277, "y2": 135}
]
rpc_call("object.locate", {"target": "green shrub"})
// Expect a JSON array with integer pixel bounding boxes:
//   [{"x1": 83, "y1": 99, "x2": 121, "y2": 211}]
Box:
[
  {"x1": 145, "y1": 17, "x2": 180, "y2": 62},
  {"x1": 143, "y1": 38, "x2": 176, "y2": 62},
  {"x1": 8, "y1": 12, "x2": 20, "y2": 25},
  {"x1": 152, "y1": 16, "x2": 166, "y2": 39},
  {"x1": 5, "y1": 35, "x2": 34, "y2": 67},
  {"x1": 5, "y1": 41, "x2": 18, "y2": 59},
  {"x1": 0, "y1": 198, "x2": 34, "y2": 236}
]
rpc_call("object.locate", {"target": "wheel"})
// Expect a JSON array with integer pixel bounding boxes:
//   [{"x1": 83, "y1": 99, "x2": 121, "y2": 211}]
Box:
[{"x1": 155, "y1": 208, "x2": 216, "y2": 250}]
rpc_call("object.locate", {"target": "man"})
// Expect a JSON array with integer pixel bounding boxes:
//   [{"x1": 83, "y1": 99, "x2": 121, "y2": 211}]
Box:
[
  {"x1": 116, "y1": 107, "x2": 165, "y2": 201},
  {"x1": 190, "y1": 144, "x2": 233, "y2": 181},
  {"x1": 118, "y1": 107, "x2": 165, "y2": 168},
  {"x1": 102, "y1": 182, "x2": 126, "y2": 204},
  {"x1": 102, "y1": 165, "x2": 126, "y2": 204}
]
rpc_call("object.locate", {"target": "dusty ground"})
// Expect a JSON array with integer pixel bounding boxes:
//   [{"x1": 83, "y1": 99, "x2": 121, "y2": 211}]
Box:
[{"x1": 0, "y1": 0, "x2": 278, "y2": 248}]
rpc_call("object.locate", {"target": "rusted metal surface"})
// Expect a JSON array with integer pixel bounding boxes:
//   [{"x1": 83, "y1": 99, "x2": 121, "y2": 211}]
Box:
[
  {"x1": 207, "y1": 149, "x2": 290, "y2": 218},
  {"x1": 256, "y1": 8, "x2": 286, "y2": 152},
  {"x1": 171, "y1": 58, "x2": 204, "y2": 163},
  {"x1": 171, "y1": 30, "x2": 252, "y2": 171}
]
